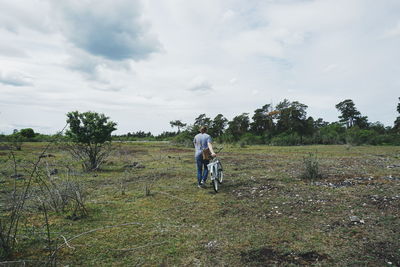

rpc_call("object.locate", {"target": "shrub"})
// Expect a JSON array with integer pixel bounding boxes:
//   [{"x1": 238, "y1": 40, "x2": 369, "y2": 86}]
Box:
[
  {"x1": 301, "y1": 152, "x2": 321, "y2": 180},
  {"x1": 32, "y1": 178, "x2": 88, "y2": 217},
  {"x1": 270, "y1": 133, "x2": 302, "y2": 146},
  {"x1": 346, "y1": 128, "x2": 377, "y2": 145},
  {"x1": 239, "y1": 133, "x2": 265, "y2": 145},
  {"x1": 171, "y1": 131, "x2": 193, "y2": 147},
  {"x1": 218, "y1": 133, "x2": 236, "y2": 144},
  {"x1": 65, "y1": 111, "x2": 117, "y2": 171}
]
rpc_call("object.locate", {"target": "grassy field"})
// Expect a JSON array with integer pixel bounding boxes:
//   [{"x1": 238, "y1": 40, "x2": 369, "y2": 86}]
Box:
[{"x1": 1, "y1": 142, "x2": 400, "y2": 266}]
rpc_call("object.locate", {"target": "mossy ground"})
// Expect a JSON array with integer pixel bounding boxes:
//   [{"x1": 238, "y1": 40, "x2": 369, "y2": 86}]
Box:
[{"x1": 1, "y1": 142, "x2": 399, "y2": 266}]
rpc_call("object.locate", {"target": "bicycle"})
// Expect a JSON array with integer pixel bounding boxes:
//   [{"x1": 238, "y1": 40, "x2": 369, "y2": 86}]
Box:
[{"x1": 207, "y1": 150, "x2": 224, "y2": 193}]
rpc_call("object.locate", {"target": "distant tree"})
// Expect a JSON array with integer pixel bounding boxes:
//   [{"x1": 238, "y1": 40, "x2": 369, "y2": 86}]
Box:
[
  {"x1": 394, "y1": 97, "x2": 400, "y2": 132},
  {"x1": 210, "y1": 114, "x2": 228, "y2": 137},
  {"x1": 354, "y1": 115, "x2": 369, "y2": 129},
  {"x1": 250, "y1": 104, "x2": 275, "y2": 135},
  {"x1": 19, "y1": 128, "x2": 35, "y2": 139},
  {"x1": 192, "y1": 114, "x2": 212, "y2": 134},
  {"x1": 335, "y1": 99, "x2": 362, "y2": 128},
  {"x1": 304, "y1": 116, "x2": 316, "y2": 137},
  {"x1": 10, "y1": 131, "x2": 23, "y2": 151},
  {"x1": 370, "y1": 122, "x2": 386, "y2": 134},
  {"x1": 227, "y1": 113, "x2": 250, "y2": 140},
  {"x1": 314, "y1": 118, "x2": 329, "y2": 129},
  {"x1": 65, "y1": 111, "x2": 117, "y2": 171},
  {"x1": 128, "y1": 131, "x2": 153, "y2": 138},
  {"x1": 194, "y1": 114, "x2": 212, "y2": 127},
  {"x1": 275, "y1": 99, "x2": 308, "y2": 135},
  {"x1": 169, "y1": 120, "x2": 187, "y2": 133}
]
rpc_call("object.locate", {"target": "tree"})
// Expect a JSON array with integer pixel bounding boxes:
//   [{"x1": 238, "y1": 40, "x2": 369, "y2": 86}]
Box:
[
  {"x1": 335, "y1": 99, "x2": 361, "y2": 128},
  {"x1": 169, "y1": 120, "x2": 187, "y2": 133},
  {"x1": 191, "y1": 114, "x2": 212, "y2": 134},
  {"x1": 250, "y1": 104, "x2": 275, "y2": 135},
  {"x1": 19, "y1": 128, "x2": 35, "y2": 139},
  {"x1": 275, "y1": 99, "x2": 308, "y2": 135},
  {"x1": 354, "y1": 115, "x2": 369, "y2": 129},
  {"x1": 210, "y1": 114, "x2": 228, "y2": 137},
  {"x1": 65, "y1": 111, "x2": 117, "y2": 171},
  {"x1": 394, "y1": 97, "x2": 400, "y2": 132},
  {"x1": 227, "y1": 113, "x2": 250, "y2": 140},
  {"x1": 194, "y1": 114, "x2": 212, "y2": 127}
]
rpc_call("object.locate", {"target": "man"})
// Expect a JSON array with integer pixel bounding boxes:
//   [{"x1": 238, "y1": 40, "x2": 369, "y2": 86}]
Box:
[{"x1": 193, "y1": 126, "x2": 216, "y2": 188}]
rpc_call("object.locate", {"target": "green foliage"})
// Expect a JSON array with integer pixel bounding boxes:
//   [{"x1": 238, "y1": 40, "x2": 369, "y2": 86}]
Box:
[
  {"x1": 209, "y1": 114, "x2": 228, "y2": 137},
  {"x1": 250, "y1": 104, "x2": 274, "y2": 135},
  {"x1": 218, "y1": 133, "x2": 236, "y2": 144},
  {"x1": 66, "y1": 111, "x2": 117, "y2": 144},
  {"x1": 171, "y1": 131, "x2": 193, "y2": 147},
  {"x1": 227, "y1": 113, "x2": 250, "y2": 140},
  {"x1": 346, "y1": 127, "x2": 377, "y2": 145},
  {"x1": 169, "y1": 120, "x2": 186, "y2": 133},
  {"x1": 270, "y1": 132, "x2": 302, "y2": 146},
  {"x1": 19, "y1": 128, "x2": 35, "y2": 139},
  {"x1": 394, "y1": 97, "x2": 400, "y2": 132},
  {"x1": 301, "y1": 152, "x2": 321, "y2": 180},
  {"x1": 65, "y1": 111, "x2": 117, "y2": 171},
  {"x1": 335, "y1": 99, "x2": 369, "y2": 129},
  {"x1": 10, "y1": 132, "x2": 24, "y2": 150},
  {"x1": 192, "y1": 114, "x2": 212, "y2": 134},
  {"x1": 318, "y1": 123, "x2": 346, "y2": 144},
  {"x1": 167, "y1": 98, "x2": 398, "y2": 146},
  {"x1": 238, "y1": 133, "x2": 265, "y2": 145}
]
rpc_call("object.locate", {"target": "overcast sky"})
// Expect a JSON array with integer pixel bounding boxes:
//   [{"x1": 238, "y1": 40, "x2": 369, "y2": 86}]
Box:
[{"x1": 1, "y1": 0, "x2": 399, "y2": 135}]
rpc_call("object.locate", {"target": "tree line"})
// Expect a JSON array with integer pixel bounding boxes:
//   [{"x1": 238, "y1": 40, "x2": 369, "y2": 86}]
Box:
[
  {"x1": 168, "y1": 98, "x2": 400, "y2": 146},
  {"x1": 1, "y1": 98, "x2": 399, "y2": 146}
]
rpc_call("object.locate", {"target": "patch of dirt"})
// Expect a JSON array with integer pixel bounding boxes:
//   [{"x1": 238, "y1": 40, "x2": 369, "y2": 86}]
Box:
[
  {"x1": 231, "y1": 184, "x2": 278, "y2": 199},
  {"x1": 311, "y1": 176, "x2": 385, "y2": 188},
  {"x1": 364, "y1": 241, "x2": 400, "y2": 266},
  {"x1": 161, "y1": 148, "x2": 191, "y2": 153},
  {"x1": 241, "y1": 247, "x2": 329, "y2": 266},
  {"x1": 367, "y1": 194, "x2": 400, "y2": 211},
  {"x1": 118, "y1": 148, "x2": 149, "y2": 155}
]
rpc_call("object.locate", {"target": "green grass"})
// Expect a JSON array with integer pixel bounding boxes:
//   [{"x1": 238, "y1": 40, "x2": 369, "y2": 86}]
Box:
[{"x1": 1, "y1": 142, "x2": 400, "y2": 266}]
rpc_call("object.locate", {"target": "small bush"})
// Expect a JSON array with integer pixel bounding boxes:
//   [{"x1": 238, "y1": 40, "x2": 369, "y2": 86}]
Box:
[
  {"x1": 301, "y1": 152, "x2": 321, "y2": 180},
  {"x1": 239, "y1": 133, "x2": 265, "y2": 145},
  {"x1": 270, "y1": 133, "x2": 302, "y2": 146},
  {"x1": 30, "y1": 177, "x2": 88, "y2": 217},
  {"x1": 171, "y1": 131, "x2": 193, "y2": 147},
  {"x1": 346, "y1": 128, "x2": 377, "y2": 145}
]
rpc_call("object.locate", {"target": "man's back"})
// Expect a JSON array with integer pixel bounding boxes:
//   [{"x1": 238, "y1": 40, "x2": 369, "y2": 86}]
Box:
[{"x1": 194, "y1": 133, "x2": 212, "y2": 157}]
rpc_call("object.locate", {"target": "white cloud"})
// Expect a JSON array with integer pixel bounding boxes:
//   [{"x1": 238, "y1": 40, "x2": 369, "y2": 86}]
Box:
[
  {"x1": 0, "y1": 70, "x2": 33, "y2": 86},
  {"x1": 188, "y1": 76, "x2": 213, "y2": 92},
  {"x1": 383, "y1": 21, "x2": 400, "y2": 38}
]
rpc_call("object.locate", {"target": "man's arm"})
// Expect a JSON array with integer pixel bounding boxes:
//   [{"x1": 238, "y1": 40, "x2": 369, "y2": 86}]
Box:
[{"x1": 208, "y1": 141, "x2": 216, "y2": 157}]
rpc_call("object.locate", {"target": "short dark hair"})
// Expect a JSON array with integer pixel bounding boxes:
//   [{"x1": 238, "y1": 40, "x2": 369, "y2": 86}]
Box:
[{"x1": 200, "y1": 126, "x2": 207, "y2": 133}]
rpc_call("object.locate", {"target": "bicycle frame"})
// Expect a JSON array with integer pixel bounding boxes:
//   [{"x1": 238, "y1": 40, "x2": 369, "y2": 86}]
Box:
[{"x1": 207, "y1": 158, "x2": 220, "y2": 181}]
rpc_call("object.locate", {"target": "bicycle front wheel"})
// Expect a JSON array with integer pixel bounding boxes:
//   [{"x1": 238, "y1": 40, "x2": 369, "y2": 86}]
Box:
[
  {"x1": 212, "y1": 178, "x2": 219, "y2": 193},
  {"x1": 217, "y1": 171, "x2": 223, "y2": 184},
  {"x1": 217, "y1": 163, "x2": 223, "y2": 183}
]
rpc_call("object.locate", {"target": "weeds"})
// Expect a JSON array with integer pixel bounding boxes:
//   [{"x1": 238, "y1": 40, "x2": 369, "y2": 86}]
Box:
[{"x1": 301, "y1": 152, "x2": 321, "y2": 180}]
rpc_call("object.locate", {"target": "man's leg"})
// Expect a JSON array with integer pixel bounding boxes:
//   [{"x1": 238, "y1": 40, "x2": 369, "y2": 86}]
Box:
[
  {"x1": 202, "y1": 160, "x2": 210, "y2": 183},
  {"x1": 196, "y1": 156, "x2": 203, "y2": 185}
]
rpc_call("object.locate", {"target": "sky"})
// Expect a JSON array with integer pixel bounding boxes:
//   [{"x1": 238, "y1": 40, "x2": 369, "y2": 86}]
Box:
[{"x1": 1, "y1": 0, "x2": 399, "y2": 135}]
